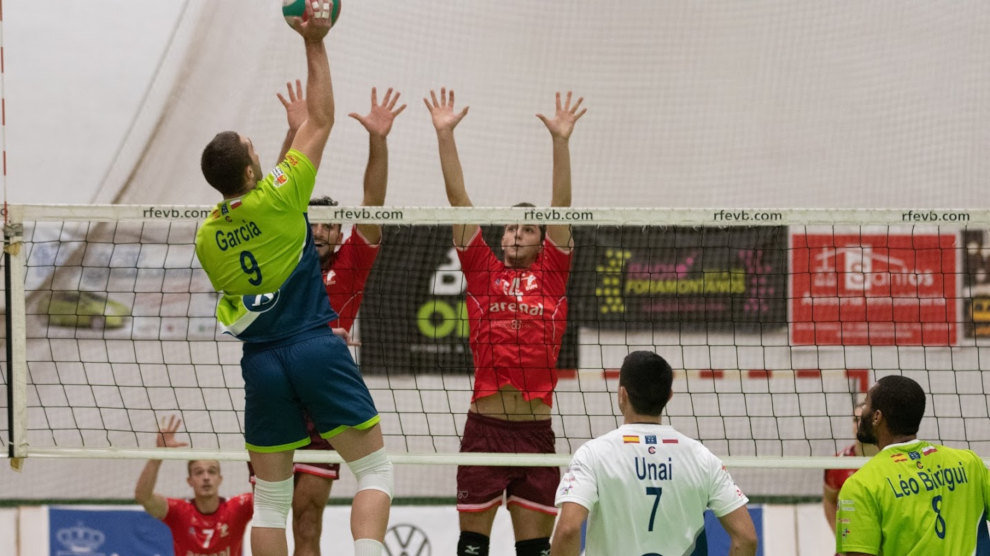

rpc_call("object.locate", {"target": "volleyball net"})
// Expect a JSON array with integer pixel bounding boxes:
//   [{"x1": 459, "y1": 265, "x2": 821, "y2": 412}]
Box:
[{"x1": 4, "y1": 205, "x2": 989, "y2": 498}]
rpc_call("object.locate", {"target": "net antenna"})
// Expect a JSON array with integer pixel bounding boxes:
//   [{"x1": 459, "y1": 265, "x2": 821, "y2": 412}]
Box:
[{"x1": 4, "y1": 204, "x2": 990, "y2": 499}]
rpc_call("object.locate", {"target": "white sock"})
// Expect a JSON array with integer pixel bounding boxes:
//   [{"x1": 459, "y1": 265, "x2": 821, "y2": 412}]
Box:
[{"x1": 354, "y1": 538, "x2": 384, "y2": 556}]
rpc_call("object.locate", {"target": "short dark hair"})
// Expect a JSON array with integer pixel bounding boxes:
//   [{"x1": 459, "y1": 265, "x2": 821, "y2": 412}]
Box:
[
  {"x1": 309, "y1": 196, "x2": 339, "y2": 207},
  {"x1": 511, "y1": 202, "x2": 546, "y2": 242},
  {"x1": 871, "y1": 375, "x2": 926, "y2": 436},
  {"x1": 619, "y1": 351, "x2": 674, "y2": 416},
  {"x1": 201, "y1": 131, "x2": 251, "y2": 196}
]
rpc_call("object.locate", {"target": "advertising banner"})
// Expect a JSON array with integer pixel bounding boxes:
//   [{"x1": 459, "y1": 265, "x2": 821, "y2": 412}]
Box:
[
  {"x1": 791, "y1": 233, "x2": 957, "y2": 345},
  {"x1": 962, "y1": 229, "x2": 990, "y2": 339},
  {"x1": 570, "y1": 226, "x2": 788, "y2": 330},
  {"x1": 48, "y1": 507, "x2": 172, "y2": 556}
]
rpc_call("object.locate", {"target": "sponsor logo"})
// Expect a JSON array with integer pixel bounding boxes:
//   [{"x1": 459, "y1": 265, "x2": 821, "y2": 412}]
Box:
[
  {"x1": 384, "y1": 523, "x2": 431, "y2": 556},
  {"x1": 55, "y1": 523, "x2": 106, "y2": 556},
  {"x1": 791, "y1": 234, "x2": 957, "y2": 345},
  {"x1": 243, "y1": 291, "x2": 280, "y2": 313}
]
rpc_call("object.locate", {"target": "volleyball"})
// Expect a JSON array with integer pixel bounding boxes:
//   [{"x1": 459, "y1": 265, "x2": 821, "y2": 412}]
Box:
[{"x1": 282, "y1": 0, "x2": 341, "y2": 28}]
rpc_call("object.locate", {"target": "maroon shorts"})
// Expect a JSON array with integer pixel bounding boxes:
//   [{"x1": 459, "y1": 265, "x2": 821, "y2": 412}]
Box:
[
  {"x1": 248, "y1": 414, "x2": 340, "y2": 481},
  {"x1": 455, "y1": 412, "x2": 559, "y2": 516}
]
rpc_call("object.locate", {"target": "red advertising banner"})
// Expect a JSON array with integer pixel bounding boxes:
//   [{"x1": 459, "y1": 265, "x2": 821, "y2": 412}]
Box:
[{"x1": 791, "y1": 233, "x2": 957, "y2": 345}]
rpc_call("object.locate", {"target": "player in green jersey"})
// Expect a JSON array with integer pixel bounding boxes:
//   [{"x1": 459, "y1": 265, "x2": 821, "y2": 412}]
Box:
[
  {"x1": 836, "y1": 375, "x2": 990, "y2": 555},
  {"x1": 194, "y1": 4, "x2": 392, "y2": 556}
]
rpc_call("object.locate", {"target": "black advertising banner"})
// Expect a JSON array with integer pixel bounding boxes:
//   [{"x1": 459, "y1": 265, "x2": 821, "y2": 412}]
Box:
[
  {"x1": 360, "y1": 225, "x2": 577, "y2": 374},
  {"x1": 570, "y1": 226, "x2": 788, "y2": 330},
  {"x1": 962, "y1": 229, "x2": 990, "y2": 338}
]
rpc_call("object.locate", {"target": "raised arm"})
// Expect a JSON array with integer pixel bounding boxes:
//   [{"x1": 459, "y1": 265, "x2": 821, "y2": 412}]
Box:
[
  {"x1": 348, "y1": 87, "x2": 406, "y2": 244},
  {"x1": 536, "y1": 91, "x2": 586, "y2": 250},
  {"x1": 286, "y1": 3, "x2": 335, "y2": 170},
  {"x1": 276, "y1": 79, "x2": 308, "y2": 163},
  {"x1": 135, "y1": 415, "x2": 188, "y2": 520},
  {"x1": 424, "y1": 87, "x2": 474, "y2": 248}
]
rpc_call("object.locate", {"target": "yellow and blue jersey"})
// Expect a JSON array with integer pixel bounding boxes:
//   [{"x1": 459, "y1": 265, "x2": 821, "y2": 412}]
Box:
[
  {"x1": 836, "y1": 440, "x2": 990, "y2": 555},
  {"x1": 195, "y1": 149, "x2": 337, "y2": 342}
]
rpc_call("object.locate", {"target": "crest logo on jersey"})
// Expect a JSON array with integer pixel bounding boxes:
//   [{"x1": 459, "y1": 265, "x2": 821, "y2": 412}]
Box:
[
  {"x1": 623, "y1": 435, "x2": 640, "y2": 444},
  {"x1": 648, "y1": 446, "x2": 656, "y2": 454},
  {"x1": 242, "y1": 291, "x2": 280, "y2": 313},
  {"x1": 645, "y1": 435, "x2": 657, "y2": 445},
  {"x1": 221, "y1": 204, "x2": 229, "y2": 216},
  {"x1": 908, "y1": 451, "x2": 921, "y2": 460},
  {"x1": 271, "y1": 167, "x2": 288, "y2": 186}
]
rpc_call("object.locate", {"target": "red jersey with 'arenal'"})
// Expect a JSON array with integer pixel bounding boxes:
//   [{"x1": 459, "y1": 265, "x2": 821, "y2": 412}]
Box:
[
  {"x1": 323, "y1": 229, "x2": 380, "y2": 332},
  {"x1": 457, "y1": 229, "x2": 572, "y2": 406},
  {"x1": 162, "y1": 493, "x2": 253, "y2": 556}
]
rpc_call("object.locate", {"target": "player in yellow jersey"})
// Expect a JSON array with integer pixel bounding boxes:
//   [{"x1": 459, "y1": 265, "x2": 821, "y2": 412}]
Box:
[
  {"x1": 194, "y1": 4, "x2": 391, "y2": 556},
  {"x1": 836, "y1": 375, "x2": 990, "y2": 555}
]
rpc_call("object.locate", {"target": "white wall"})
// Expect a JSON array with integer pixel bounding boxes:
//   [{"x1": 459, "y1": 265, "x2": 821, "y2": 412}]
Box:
[{"x1": 4, "y1": 2, "x2": 990, "y2": 208}]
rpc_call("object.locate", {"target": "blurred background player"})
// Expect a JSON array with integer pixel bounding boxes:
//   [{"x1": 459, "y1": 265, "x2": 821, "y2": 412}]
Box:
[
  {"x1": 194, "y1": 4, "x2": 393, "y2": 555},
  {"x1": 551, "y1": 351, "x2": 757, "y2": 556},
  {"x1": 255, "y1": 81, "x2": 405, "y2": 556},
  {"x1": 425, "y1": 87, "x2": 585, "y2": 556},
  {"x1": 835, "y1": 375, "x2": 990, "y2": 555},
  {"x1": 135, "y1": 416, "x2": 253, "y2": 556},
  {"x1": 823, "y1": 401, "x2": 878, "y2": 535}
]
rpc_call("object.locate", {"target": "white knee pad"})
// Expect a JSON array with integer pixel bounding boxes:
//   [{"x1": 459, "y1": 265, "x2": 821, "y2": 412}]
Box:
[
  {"x1": 347, "y1": 448, "x2": 393, "y2": 499},
  {"x1": 253, "y1": 476, "x2": 294, "y2": 528}
]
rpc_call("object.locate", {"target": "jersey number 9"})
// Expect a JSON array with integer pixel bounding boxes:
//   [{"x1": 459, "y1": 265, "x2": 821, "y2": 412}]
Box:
[{"x1": 240, "y1": 250, "x2": 263, "y2": 286}]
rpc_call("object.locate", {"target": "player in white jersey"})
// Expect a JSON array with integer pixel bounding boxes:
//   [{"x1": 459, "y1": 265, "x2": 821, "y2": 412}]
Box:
[{"x1": 552, "y1": 351, "x2": 758, "y2": 556}]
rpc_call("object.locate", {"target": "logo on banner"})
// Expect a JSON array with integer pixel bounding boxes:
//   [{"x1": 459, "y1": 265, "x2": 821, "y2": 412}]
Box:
[
  {"x1": 572, "y1": 226, "x2": 787, "y2": 329},
  {"x1": 55, "y1": 523, "x2": 106, "y2": 556},
  {"x1": 384, "y1": 523, "x2": 432, "y2": 555},
  {"x1": 791, "y1": 234, "x2": 957, "y2": 346}
]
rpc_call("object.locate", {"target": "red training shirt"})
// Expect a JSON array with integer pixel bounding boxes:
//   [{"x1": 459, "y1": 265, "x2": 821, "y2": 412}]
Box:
[
  {"x1": 323, "y1": 229, "x2": 380, "y2": 332},
  {"x1": 162, "y1": 493, "x2": 253, "y2": 556},
  {"x1": 457, "y1": 229, "x2": 572, "y2": 406},
  {"x1": 823, "y1": 443, "x2": 859, "y2": 491}
]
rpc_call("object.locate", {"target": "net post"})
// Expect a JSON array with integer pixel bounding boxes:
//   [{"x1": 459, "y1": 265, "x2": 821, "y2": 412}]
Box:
[{"x1": 3, "y1": 215, "x2": 27, "y2": 461}]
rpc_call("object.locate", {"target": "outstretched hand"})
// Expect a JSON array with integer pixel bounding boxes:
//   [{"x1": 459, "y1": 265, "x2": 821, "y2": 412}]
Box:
[
  {"x1": 350, "y1": 87, "x2": 407, "y2": 138},
  {"x1": 277, "y1": 79, "x2": 308, "y2": 132},
  {"x1": 537, "y1": 91, "x2": 587, "y2": 140},
  {"x1": 287, "y1": 0, "x2": 335, "y2": 42},
  {"x1": 424, "y1": 87, "x2": 469, "y2": 133},
  {"x1": 155, "y1": 415, "x2": 189, "y2": 449}
]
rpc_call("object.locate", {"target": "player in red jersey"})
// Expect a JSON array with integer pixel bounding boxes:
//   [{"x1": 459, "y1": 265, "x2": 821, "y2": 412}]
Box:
[
  {"x1": 135, "y1": 415, "x2": 254, "y2": 556},
  {"x1": 425, "y1": 87, "x2": 586, "y2": 556},
  {"x1": 823, "y1": 401, "x2": 878, "y2": 536},
  {"x1": 255, "y1": 82, "x2": 404, "y2": 556}
]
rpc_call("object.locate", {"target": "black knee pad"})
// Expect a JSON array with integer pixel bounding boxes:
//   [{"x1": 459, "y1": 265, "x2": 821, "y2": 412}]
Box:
[
  {"x1": 515, "y1": 537, "x2": 550, "y2": 556},
  {"x1": 457, "y1": 531, "x2": 490, "y2": 556}
]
